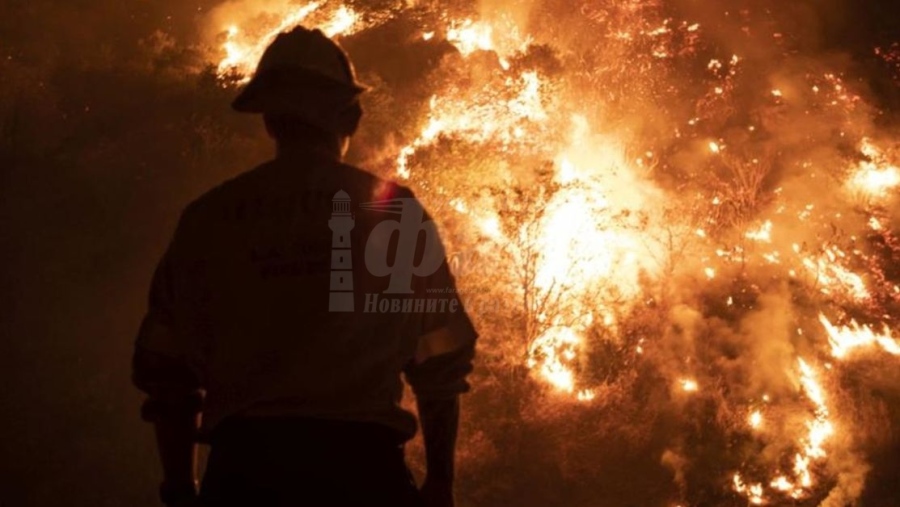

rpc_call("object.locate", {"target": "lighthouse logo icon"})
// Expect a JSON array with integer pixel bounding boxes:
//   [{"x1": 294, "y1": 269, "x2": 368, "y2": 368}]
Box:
[{"x1": 328, "y1": 190, "x2": 355, "y2": 312}]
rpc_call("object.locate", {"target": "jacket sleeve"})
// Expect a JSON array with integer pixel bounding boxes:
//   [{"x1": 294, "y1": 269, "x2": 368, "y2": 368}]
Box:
[
  {"x1": 132, "y1": 211, "x2": 205, "y2": 419},
  {"x1": 404, "y1": 336, "x2": 476, "y2": 400},
  {"x1": 402, "y1": 199, "x2": 478, "y2": 400},
  {"x1": 403, "y1": 260, "x2": 478, "y2": 399}
]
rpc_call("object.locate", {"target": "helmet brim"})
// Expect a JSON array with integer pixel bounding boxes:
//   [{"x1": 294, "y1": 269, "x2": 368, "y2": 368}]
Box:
[{"x1": 232, "y1": 67, "x2": 369, "y2": 114}]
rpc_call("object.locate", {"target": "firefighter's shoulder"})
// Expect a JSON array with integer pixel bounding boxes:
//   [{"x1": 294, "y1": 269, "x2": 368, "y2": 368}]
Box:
[
  {"x1": 174, "y1": 161, "x2": 283, "y2": 231},
  {"x1": 332, "y1": 162, "x2": 416, "y2": 203}
]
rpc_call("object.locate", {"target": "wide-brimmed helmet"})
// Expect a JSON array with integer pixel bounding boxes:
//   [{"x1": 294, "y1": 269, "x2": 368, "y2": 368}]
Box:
[{"x1": 232, "y1": 27, "x2": 368, "y2": 135}]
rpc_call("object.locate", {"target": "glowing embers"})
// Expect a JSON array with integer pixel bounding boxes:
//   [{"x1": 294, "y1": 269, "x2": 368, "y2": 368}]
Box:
[{"x1": 733, "y1": 360, "x2": 834, "y2": 504}]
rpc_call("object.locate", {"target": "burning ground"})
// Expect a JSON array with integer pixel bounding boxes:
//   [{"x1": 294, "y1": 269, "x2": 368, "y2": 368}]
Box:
[{"x1": 2, "y1": 0, "x2": 900, "y2": 506}]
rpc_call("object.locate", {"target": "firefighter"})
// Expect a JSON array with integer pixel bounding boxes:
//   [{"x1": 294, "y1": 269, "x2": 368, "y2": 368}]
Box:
[{"x1": 132, "y1": 26, "x2": 477, "y2": 507}]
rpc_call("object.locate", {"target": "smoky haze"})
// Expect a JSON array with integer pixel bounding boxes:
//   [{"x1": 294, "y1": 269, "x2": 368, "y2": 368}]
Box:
[{"x1": 0, "y1": 0, "x2": 898, "y2": 506}]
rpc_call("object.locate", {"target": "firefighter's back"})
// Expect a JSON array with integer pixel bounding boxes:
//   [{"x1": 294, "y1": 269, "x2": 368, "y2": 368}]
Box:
[{"x1": 177, "y1": 155, "x2": 420, "y2": 438}]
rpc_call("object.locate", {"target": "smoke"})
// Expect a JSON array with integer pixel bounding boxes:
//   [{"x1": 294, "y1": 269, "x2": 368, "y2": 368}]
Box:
[
  {"x1": 642, "y1": 282, "x2": 881, "y2": 504},
  {"x1": 820, "y1": 451, "x2": 870, "y2": 507},
  {"x1": 477, "y1": 0, "x2": 535, "y2": 29},
  {"x1": 660, "y1": 448, "x2": 689, "y2": 493}
]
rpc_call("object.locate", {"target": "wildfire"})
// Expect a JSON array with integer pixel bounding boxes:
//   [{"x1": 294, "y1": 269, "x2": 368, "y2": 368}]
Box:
[
  {"x1": 396, "y1": 68, "x2": 547, "y2": 180},
  {"x1": 526, "y1": 327, "x2": 581, "y2": 393},
  {"x1": 733, "y1": 474, "x2": 765, "y2": 505},
  {"x1": 733, "y1": 359, "x2": 835, "y2": 504},
  {"x1": 205, "y1": 2, "x2": 900, "y2": 505},
  {"x1": 848, "y1": 138, "x2": 900, "y2": 199},
  {"x1": 216, "y1": 1, "x2": 365, "y2": 80},
  {"x1": 387, "y1": 20, "x2": 664, "y2": 399},
  {"x1": 820, "y1": 314, "x2": 900, "y2": 358},
  {"x1": 748, "y1": 410, "x2": 763, "y2": 430},
  {"x1": 800, "y1": 248, "x2": 870, "y2": 301},
  {"x1": 679, "y1": 379, "x2": 699, "y2": 392},
  {"x1": 745, "y1": 220, "x2": 773, "y2": 243},
  {"x1": 794, "y1": 360, "x2": 834, "y2": 488},
  {"x1": 446, "y1": 19, "x2": 494, "y2": 56},
  {"x1": 576, "y1": 389, "x2": 596, "y2": 402}
]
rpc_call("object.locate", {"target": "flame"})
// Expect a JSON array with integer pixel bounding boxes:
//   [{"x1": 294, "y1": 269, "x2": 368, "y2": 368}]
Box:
[
  {"x1": 820, "y1": 314, "x2": 900, "y2": 358},
  {"x1": 733, "y1": 359, "x2": 834, "y2": 503},
  {"x1": 848, "y1": 138, "x2": 900, "y2": 199},
  {"x1": 851, "y1": 166, "x2": 900, "y2": 197},
  {"x1": 216, "y1": 1, "x2": 364, "y2": 80},
  {"x1": 389, "y1": 33, "x2": 662, "y2": 397},
  {"x1": 527, "y1": 326, "x2": 581, "y2": 393},
  {"x1": 577, "y1": 389, "x2": 596, "y2": 402},
  {"x1": 680, "y1": 379, "x2": 699, "y2": 392},
  {"x1": 799, "y1": 245, "x2": 870, "y2": 301},
  {"x1": 733, "y1": 474, "x2": 766, "y2": 505},
  {"x1": 446, "y1": 16, "x2": 530, "y2": 59},
  {"x1": 319, "y1": 5, "x2": 358, "y2": 37},
  {"x1": 797, "y1": 359, "x2": 833, "y2": 461},
  {"x1": 745, "y1": 220, "x2": 773, "y2": 243},
  {"x1": 396, "y1": 70, "x2": 547, "y2": 179},
  {"x1": 749, "y1": 410, "x2": 763, "y2": 430},
  {"x1": 446, "y1": 19, "x2": 494, "y2": 56}
]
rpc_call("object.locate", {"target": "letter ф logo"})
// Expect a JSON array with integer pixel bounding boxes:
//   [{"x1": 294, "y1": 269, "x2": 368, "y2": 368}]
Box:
[{"x1": 361, "y1": 197, "x2": 445, "y2": 294}]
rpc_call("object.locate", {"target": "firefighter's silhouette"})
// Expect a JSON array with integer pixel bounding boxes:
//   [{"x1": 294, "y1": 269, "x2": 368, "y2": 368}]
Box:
[{"x1": 133, "y1": 27, "x2": 477, "y2": 507}]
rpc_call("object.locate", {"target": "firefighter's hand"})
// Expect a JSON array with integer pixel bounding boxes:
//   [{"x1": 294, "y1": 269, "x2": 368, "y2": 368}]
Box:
[{"x1": 420, "y1": 477, "x2": 454, "y2": 507}]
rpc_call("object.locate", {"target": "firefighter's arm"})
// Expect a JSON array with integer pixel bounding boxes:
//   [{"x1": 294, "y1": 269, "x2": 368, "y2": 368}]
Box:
[
  {"x1": 152, "y1": 407, "x2": 201, "y2": 505},
  {"x1": 407, "y1": 327, "x2": 476, "y2": 507},
  {"x1": 403, "y1": 195, "x2": 477, "y2": 505},
  {"x1": 134, "y1": 214, "x2": 206, "y2": 506},
  {"x1": 414, "y1": 327, "x2": 469, "y2": 484},
  {"x1": 134, "y1": 346, "x2": 203, "y2": 505},
  {"x1": 417, "y1": 395, "x2": 460, "y2": 507}
]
